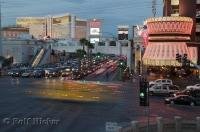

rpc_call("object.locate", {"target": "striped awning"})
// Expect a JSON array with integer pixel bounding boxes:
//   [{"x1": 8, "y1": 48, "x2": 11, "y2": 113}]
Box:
[{"x1": 143, "y1": 42, "x2": 197, "y2": 66}]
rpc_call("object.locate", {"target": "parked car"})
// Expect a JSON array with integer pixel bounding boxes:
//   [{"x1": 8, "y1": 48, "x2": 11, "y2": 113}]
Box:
[
  {"x1": 9, "y1": 69, "x2": 22, "y2": 77},
  {"x1": 33, "y1": 70, "x2": 45, "y2": 78},
  {"x1": 165, "y1": 95, "x2": 198, "y2": 106},
  {"x1": 71, "y1": 71, "x2": 83, "y2": 80},
  {"x1": 61, "y1": 66, "x2": 72, "y2": 78},
  {"x1": 174, "y1": 89, "x2": 200, "y2": 98},
  {"x1": 21, "y1": 69, "x2": 33, "y2": 78},
  {"x1": 149, "y1": 79, "x2": 173, "y2": 87},
  {"x1": 186, "y1": 84, "x2": 200, "y2": 90},
  {"x1": 149, "y1": 84, "x2": 179, "y2": 96},
  {"x1": 45, "y1": 69, "x2": 60, "y2": 77}
]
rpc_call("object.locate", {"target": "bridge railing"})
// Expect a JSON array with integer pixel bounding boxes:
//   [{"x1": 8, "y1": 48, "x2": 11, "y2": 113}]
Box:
[{"x1": 106, "y1": 116, "x2": 200, "y2": 132}]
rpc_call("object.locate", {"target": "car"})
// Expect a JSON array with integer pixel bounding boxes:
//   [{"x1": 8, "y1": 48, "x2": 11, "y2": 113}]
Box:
[
  {"x1": 33, "y1": 70, "x2": 45, "y2": 78},
  {"x1": 9, "y1": 69, "x2": 22, "y2": 77},
  {"x1": 71, "y1": 71, "x2": 82, "y2": 80},
  {"x1": 165, "y1": 95, "x2": 198, "y2": 106},
  {"x1": 21, "y1": 69, "x2": 33, "y2": 78},
  {"x1": 149, "y1": 84, "x2": 179, "y2": 96},
  {"x1": 45, "y1": 69, "x2": 60, "y2": 77},
  {"x1": 174, "y1": 89, "x2": 200, "y2": 98},
  {"x1": 61, "y1": 67, "x2": 72, "y2": 77},
  {"x1": 149, "y1": 79, "x2": 173, "y2": 87},
  {"x1": 186, "y1": 84, "x2": 200, "y2": 90}
]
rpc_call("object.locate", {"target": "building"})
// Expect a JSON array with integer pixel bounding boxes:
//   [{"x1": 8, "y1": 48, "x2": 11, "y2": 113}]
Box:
[
  {"x1": 143, "y1": 17, "x2": 197, "y2": 66},
  {"x1": 2, "y1": 26, "x2": 29, "y2": 40},
  {"x1": 16, "y1": 14, "x2": 87, "y2": 40},
  {"x1": 75, "y1": 18, "x2": 88, "y2": 41},
  {"x1": 2, "y1": 39, "x2": 51, "y2": 64},
  {"x1": 163, "y1": 0, "x2": 200, "y2": 64}
]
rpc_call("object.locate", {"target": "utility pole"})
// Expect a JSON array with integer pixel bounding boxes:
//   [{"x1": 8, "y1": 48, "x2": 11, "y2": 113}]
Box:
[
  {"x1": 152, "y1": 0, "x2": 157, "y2": 17},
  {"x1": 0, "y1": 0, "x2": 2, "y2": 57}
]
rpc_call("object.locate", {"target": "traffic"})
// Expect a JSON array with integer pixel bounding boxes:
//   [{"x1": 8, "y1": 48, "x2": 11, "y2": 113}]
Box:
[{"x1": 148, "y1": 79, "x2": 200, "y2": 106}]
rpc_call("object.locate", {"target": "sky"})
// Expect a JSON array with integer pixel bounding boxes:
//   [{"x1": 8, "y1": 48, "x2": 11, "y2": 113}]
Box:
[{"x1": 1, "y1": 0, "x2": 163, "y2": 35}]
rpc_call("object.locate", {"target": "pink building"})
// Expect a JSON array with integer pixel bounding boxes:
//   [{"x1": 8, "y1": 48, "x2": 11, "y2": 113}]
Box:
[{"x1": 143, "y1": 17, "x2": 197, "y2": 66}]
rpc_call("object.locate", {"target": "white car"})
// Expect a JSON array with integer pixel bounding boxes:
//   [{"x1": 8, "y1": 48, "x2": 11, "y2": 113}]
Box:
[
  {"x1": 149, "y1": 84, "x2": 179, "y2": 96},
  {"x1": 149, "y1": 79, "x2": 172, "y2": 87},
  {"x1": 186, "y1": 84, "x2": 200, "y2": 90}
]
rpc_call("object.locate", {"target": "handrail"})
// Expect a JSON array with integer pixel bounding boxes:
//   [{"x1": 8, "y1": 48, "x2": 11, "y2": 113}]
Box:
[{"x1": 31, "y1": 48, "x2": 45, "y2": 67}]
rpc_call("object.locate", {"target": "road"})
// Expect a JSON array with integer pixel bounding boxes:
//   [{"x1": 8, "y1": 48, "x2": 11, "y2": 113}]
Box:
[{"x1": 0, "y1": 65, "x2": 200, "y2": 132}]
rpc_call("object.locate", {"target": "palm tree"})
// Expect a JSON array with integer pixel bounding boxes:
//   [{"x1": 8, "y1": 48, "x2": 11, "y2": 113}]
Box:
[
  {"x1": 79, "y1": 38, "x2": 87, "y2": 52},
  {"x1": 86, "y1": 41, "x2": 94, "y2": 58},
  {"x1": 76, "y1": 49, "x2": 86, "y2": 59}
]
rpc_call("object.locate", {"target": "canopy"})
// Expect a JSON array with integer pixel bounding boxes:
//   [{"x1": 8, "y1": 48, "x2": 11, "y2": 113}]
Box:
[{"x1": 143, "y1": 42, "x2": 197, "y2": 66}]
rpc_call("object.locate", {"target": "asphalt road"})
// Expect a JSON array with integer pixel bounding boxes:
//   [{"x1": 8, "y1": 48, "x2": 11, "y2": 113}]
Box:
[{"x1": 0, "y1": 68, "x2": 200, "y2": 132}]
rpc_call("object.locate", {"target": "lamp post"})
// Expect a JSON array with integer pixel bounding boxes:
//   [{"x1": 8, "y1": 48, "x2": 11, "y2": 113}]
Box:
[{"x1": 0, "y1": 0, "x2": 2, "y2": 56}]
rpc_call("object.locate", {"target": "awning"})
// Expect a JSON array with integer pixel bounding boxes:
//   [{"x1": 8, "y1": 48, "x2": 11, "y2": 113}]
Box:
[{"x1": 143, "y1": 42, "x2": 197, "y2": 66}]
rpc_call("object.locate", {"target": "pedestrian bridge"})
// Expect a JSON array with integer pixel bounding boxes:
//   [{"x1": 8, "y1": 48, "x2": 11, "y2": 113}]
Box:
[{"x1": 51, "y1": 39, "x2": 132, "y2": 57}]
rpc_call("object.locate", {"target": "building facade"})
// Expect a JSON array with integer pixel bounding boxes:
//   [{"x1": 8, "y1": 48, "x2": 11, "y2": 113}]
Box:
[
  {"x1": 163, "y1": 0, "x2": 200, "y2": 64},
  {"x1": 2, "y1": 26, "x2": 29, "y2": 40},
  {"x1": 75, "y1": 19, "x2": 88, "y2": 41},
  {"x1": 16, "y1": 14, "x2": 87, "y2": 40},
  {"x1": 2, "y1": 39, "x2": 51, "y2": 64},
  {"x1": 143, "y1": 17, "x2": 196, "y2": 66}
]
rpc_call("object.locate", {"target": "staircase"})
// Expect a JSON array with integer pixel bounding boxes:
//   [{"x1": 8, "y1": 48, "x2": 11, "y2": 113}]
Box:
[{"x1": 31, "y1": 48, "x2": 45, "y2": 67}]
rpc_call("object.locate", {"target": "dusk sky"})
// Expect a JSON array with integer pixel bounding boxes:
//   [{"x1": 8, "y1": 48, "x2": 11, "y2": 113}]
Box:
[{"x1": 2, "y1": 0, "x2": 162, "y2": 34}]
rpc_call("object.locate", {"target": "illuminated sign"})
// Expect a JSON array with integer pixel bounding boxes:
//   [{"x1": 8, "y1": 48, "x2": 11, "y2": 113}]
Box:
[
  {"x1": 118, "y1": 31, "x2": 128, "y2": 34},
  {"x1": 90, "y1": 38, "x2": 99, "y2": 43},
  {"x1": 90, "y1": 28, "x2": 100, "y2": 35},
  {"x1": 89, "y1": 20, "x2": 101, "y2": 28}
]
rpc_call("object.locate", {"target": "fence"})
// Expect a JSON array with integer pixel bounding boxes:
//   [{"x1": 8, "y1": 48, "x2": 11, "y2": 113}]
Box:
[{"x1": 106, "y1": 116, "x2": 200, "y2": 132}]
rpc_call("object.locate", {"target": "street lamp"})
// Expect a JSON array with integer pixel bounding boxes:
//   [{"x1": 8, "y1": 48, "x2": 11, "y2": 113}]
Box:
[{"x1": 0, "y1": 0, "x2": 2, "y2": 56}]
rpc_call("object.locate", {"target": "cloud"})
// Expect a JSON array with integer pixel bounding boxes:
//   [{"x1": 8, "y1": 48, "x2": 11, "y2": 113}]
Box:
[{"x1": 2, "y1": 0, "x2": 163, "y2": 33}]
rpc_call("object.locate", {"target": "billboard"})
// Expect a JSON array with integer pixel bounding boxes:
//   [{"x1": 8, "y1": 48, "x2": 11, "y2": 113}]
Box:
[
  {"x1": 90, "y1": 28, "x2": 100, "y2": 35},
  {"x1": 89, "y1": 19, "x2": 101, "y2": 28},
  {"x1": 90, "y1": 38, "x2": 99, "y2": 44},
  {"x1": 118, "y1": 25, "x2": 129, "y2": 40}
]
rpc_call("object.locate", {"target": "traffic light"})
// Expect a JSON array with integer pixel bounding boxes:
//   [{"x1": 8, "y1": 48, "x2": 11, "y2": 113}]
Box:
[
  {"x1": 182, "y1": 54, "x2": 187, "y2": 65},
  {"x1": 118, "y1": 60, "x2": 126, "y2": 69},
  {"x1": 139, "y1": 78, "x2": 149, "y2": 106},
  {"x1": 176, "y1": 53, "x2": 181, "y2": 63}
]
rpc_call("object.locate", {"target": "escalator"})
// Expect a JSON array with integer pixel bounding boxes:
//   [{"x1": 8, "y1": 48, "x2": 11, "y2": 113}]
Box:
[{"x1": 31, "y1": 48, "x2": 45, "y2": 67}]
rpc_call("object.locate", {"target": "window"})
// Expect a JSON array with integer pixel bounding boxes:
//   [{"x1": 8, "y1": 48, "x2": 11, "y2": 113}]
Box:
[
  {"x1": 162, "y1": 80, "x2": 166, "y2": 83},
  {"x1": 109, "y1": 41, "x2": 116, "y2": 46},
  {"x1": 155, "y1": 86, "x2": 161, "y2": 90},
  {"x1": 196, "y1": 84, "x2": 200, "y2": 87},
  {"x1": 194, "y1": 90, "x2": 200, "y2": 97},
  {"x1": 169, "y1": 86, "x2": 179, "y2": 90},
  {"x1": 156, "y1": 80, "x2": 162, "y2": 83},
  {"x1": 167, "y1": 80, "x2": 172, "y2": 83},
  {"x1": 163, "y1": 85, "x2": 168, "y2": 90},
  {"x1": 98, "y1": 42, "x2": 105, "y2": 46}
]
